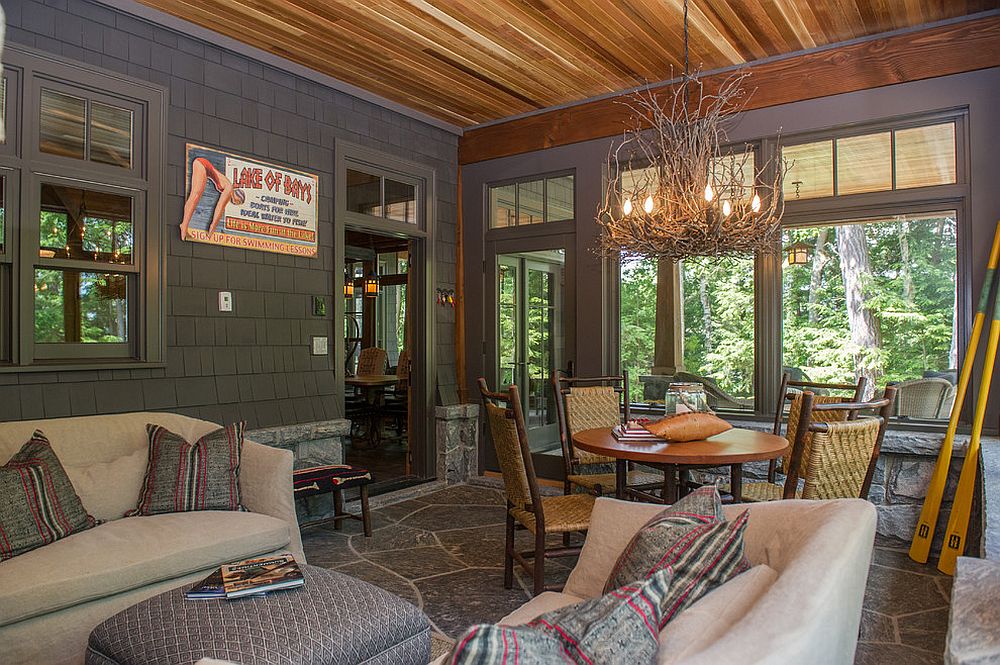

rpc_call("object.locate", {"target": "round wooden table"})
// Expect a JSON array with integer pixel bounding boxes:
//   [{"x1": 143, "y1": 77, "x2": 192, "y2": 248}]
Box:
[{"x1": 572, "y1": 426, "x2": 789, "y2": 503}]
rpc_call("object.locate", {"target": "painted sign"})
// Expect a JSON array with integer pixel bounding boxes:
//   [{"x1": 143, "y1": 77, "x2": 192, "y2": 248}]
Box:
[{"x1": 180, "y1": 144, "x2": 318, "y2": 257}]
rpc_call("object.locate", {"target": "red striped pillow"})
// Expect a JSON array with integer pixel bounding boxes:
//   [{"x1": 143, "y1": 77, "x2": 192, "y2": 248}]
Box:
[
  {"x1": 128, "y1": 423, "x2": 245, "y2": 516},
  {"x1": 604, "y1": 486, "x2": 751, "y2": 628},
  {"x1": 0, "y1": 431, "x2": 96, "y2": 560}
]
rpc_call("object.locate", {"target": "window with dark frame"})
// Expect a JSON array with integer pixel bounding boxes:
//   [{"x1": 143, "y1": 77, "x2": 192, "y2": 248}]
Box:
[
  {"x1": 488, "y1": 173, "x2": 576, "y2": 229},
  {"x1": 617, "y1": 112, "x2": 967, "y2": 426},
  {"x1": 0, "y1": 47, "x2": 164, "y2": 368}
]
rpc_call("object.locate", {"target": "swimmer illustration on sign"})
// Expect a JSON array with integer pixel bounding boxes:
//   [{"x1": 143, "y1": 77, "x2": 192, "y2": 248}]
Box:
[{"x1": 179, "y1": 156, "x2": 246, "y2": 240}]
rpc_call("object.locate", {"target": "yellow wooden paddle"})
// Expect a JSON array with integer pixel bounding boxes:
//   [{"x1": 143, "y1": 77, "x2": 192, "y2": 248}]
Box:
[
  {"x1": 937, "y1": 225, "x2": 1000, "y2": 574},
  {"x1": 909, "y1": 220, "x2": 1000, "y2": 564}
]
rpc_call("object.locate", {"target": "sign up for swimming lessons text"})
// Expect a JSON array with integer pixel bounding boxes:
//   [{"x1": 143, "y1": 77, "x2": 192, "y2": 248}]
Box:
[{"x1": 183, "y1": 144, "x2": 319, "y2": 257}]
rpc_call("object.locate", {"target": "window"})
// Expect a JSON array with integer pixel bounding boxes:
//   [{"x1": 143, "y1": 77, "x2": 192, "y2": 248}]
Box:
[
  {"x1": 782, "y1": 120, "x2": 957, "y2": 201},
  {"x1": 619, "y1": 255, "x2": 755, "y2": 411},
  {"x1": 488, "y1": 173, "x2": 575, "y2": 228},
  {"x1": 1, "y1": 47, "x2": 164, "y2": 367},
  {"x1": 618, "y1": 111, "x2": 966, "y2": 425},
  {"x1": 783, "y1": 213, "x2": 957, "y2": 420},
  {"x1": 346, "y1": 167, "x2": 419, "y2": 225}
]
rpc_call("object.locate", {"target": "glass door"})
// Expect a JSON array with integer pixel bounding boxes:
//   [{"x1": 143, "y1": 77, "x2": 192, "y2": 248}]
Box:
[{"x1": 496, "y1": 249, "x2": 565, "y2": 452}]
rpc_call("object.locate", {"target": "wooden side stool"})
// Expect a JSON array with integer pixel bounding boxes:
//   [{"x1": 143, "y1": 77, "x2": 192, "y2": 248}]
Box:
[{"x1": 293, "y1": 464, "x2": 373, "y2": 536}]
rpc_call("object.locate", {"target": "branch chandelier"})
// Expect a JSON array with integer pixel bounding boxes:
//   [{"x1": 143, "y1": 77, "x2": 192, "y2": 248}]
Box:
[{"x1": 597, "y1": 0, "x2": 788, "y2": 261}]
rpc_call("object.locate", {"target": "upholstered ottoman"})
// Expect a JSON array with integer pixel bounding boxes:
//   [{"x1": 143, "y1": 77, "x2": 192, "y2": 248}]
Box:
[{"x1": 86, "y1": 564, "x2": 430, "y2": 665}]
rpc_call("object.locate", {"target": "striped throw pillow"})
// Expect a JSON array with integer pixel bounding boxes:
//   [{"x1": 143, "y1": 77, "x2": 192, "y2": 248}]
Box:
[
  {"x1": 128, "y1": 423, "x2": 245, "y2": 516},
  {"x1": 605, "y1": 486, "x2": 751, "y2": 627},
  {"x1": 449, "y1": 568, "x2": 672, "y2": 665},
  {"x1": 0, "y1": 431, "x2": 96, "y2": 560}
]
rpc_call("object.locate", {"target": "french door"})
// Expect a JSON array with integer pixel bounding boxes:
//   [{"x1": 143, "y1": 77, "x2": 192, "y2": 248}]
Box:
[{"x1": 486, "y1": 235, "x2": 575, "y2": 476}]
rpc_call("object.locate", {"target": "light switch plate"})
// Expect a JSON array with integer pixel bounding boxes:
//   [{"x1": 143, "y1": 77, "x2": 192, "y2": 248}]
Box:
[
  {"x1": 218, "y1": 291, "x2": 233, "y2": 312},
  {"x1": 311, "y1": 336, "x2": 328, "y2": 356}
]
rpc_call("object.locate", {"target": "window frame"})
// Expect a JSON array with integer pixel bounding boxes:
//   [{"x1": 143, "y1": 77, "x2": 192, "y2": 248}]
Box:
[
  {"x1": 343, "y1": 159, "x2": 428, "y2": 235},
  {"x1": 485, "y1": 169, "x2": 577, "y2": 233},
  {"x1": 0, "y1": 44, "x2": 165, "y2": 371},
  {"x1": 614, "y1": 109, "x2": 970, "y2": 429}
]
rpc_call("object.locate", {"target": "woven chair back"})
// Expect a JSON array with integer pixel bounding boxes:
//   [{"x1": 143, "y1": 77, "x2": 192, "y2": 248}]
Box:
[
  {"x1": 565, "y1": 386, "x2": 620, "y2": 465},
  {"x1": 357, "y1": 347, "x2": 387, "y2": 376},
  {"x1": 395, "y1": 350, "x2": 410, "y2": 390},
  {"x1": 894, "y1": 377, "x2": 951, "y2": 419},
  {"x1": 483, "y1": 400, "x2": 534, "y2": 510},
  {"x1": 801, "y1": 418, "x2": 882, "y2": 499},
  {"x1": 782, "y1": 393, "x2": 853, "y2": 476}
]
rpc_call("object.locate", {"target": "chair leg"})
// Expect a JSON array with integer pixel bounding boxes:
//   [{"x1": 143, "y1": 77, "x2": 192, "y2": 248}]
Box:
[
  {"x1": 333, "y1": 489, "x2": 344, "y2": 531},
  {"x1": 360, "y1": 484, "x2": 372, "y2": 537},
  {"x1": 533, "y1": 528, "x2": 546, "y2": 596},
  {"x1": 504, "y1": 511, "x2": 515, "y2": 590},
  {"x1": 767, "y1": 459, "x2": 777, "y2": 483}
]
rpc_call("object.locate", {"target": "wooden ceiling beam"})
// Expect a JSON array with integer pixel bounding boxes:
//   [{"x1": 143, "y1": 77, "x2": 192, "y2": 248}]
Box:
[{"x1": 458, "y1": 13, "x2": 1000, "y2": 164}]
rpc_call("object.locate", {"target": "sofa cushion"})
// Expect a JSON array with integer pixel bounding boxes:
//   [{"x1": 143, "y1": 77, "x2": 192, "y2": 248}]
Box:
[
  {"x1": 129, "y1": 423, "x2": 245, "y2": 516},
  {"x1": 0, "y1": 431, "x2": 96, "y2": 561},
  {"x1": 500, "y1": 592, "x2": 584, "y2": 626},
  {"x1": 657, "y1": 564, "x2": 777, "y2": 663},
  {"x1": 64, "y1": 448, "x2": 147, "y2": 524},
  {"x1": 605, "y1": 489, "x2": 751, "y2": 627},
  {"x1": 450, "y1": 569, "x2": 672, "y2": 665},
  {"x1": 0, "y1": 510, "x2": 290, "y2": 626}
]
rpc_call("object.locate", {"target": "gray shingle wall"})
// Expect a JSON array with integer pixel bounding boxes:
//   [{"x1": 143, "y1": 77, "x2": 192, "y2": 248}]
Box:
[{"x1": 3, "y1": 0, "x2": 459, "y2": 428}]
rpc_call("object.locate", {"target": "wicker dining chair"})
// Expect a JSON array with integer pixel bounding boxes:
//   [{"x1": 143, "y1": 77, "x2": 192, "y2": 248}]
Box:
[
  {"x1": 356, "y1": 347, "x2": 388, "y2": 376},
  {"x1": 552, "y1": 370, "x2": 661, "y2": 497},
  {"x1": 479, "y1": 378, "x2": 596, "y2": 595},
  {"x1": 739, "y1": 386, "x2": 896, "y2": 502},
  {"x1": 767, "y1": 373, "x2": 869, "y2": 483}
]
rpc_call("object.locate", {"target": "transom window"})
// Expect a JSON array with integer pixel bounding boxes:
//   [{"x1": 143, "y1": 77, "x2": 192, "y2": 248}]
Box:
[
  {"x1": 346, "y1": 167, "x2": 419, "y2": 225},
  {"x1": 782, "y1": 120, "x2": 956, "y2": 201},
  {"x1": 489, "y1": 173, "x2": 574, "y2": 228}
]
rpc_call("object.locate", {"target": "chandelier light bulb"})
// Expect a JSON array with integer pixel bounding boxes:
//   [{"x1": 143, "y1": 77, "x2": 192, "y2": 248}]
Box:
[
  {"x1": 704, "y1": 183, "x2": 714, "y2": 202},
  {"x1": 722, "y1": 200, "x2": 732, "y2": 217},
  {"x1": 643, "y1": 195, "x2": 655, "y2": 214},
  {"x1": 751, "y1": 192, "x2": 762, "y2": 212},
  {"x1": 622, "y1": 197, "x2": 633, "y2": 216}
]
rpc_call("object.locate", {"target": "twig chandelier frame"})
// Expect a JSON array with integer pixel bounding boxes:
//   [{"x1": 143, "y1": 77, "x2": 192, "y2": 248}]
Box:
[{"x1": 597, "y1": 0, "x2": 787, "y2": 261}]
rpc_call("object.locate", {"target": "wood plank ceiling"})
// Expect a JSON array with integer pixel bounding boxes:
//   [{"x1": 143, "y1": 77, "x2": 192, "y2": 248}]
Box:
[{"x1": 137, "y1": 0, "x2": 1000, "y2": 127}]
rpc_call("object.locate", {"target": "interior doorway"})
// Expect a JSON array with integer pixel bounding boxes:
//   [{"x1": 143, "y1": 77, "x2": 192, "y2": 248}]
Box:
[{"x1": 343, "y1": 229, "x2": 419, "y2": 491}]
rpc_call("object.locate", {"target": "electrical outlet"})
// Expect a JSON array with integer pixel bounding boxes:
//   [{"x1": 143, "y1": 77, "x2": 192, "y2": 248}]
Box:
[
  {"x1": 218, "y1": 291, "x2": 233, "y2": 312},
  {"x1": 311, "y1": 336, "x2": 329, "y2": 356}
]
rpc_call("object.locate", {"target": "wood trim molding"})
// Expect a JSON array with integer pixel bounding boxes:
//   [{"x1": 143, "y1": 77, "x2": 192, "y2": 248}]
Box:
[
  {"x1": 455, "y1": 166, "x2": 467, "y2": 403},
  {"x1": 459, "y1": 13, "x2": 1000, "y2": 165}
]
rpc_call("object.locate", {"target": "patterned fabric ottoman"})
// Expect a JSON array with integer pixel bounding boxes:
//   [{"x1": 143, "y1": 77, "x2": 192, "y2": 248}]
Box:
[{"x1": 86, "y1": 565, "x2": 430, "y2": 665}]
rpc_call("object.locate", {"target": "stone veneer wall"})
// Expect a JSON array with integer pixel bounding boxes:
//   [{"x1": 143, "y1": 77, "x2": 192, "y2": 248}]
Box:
[
  {"x1": 1, "y1": 0, "x2": 459, "y2": 429},
  {"x1": 712, "y1": 420, "x2": 985, "y2": 549},
  {"x1": 436, "y1": 404, "x2": 479, "y2": 484}
]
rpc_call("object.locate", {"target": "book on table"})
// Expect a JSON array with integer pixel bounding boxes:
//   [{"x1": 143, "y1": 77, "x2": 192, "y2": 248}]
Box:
[
  {"x1": 612, "y1": 419, "x2": 663, "y2": 443},
  {"x1": 185, "y1": 554, "x2": 304, "y2": 600}
]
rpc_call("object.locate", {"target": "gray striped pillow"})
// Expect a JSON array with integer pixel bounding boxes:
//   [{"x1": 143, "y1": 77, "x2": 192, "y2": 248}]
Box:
[
  {"x1": 128, "y1": 423, "x2": 245, "y2": 516},
  {"x1": 605, "y1": 486, "x2": 750, "y2": 627},
  {"x1": 0, "y1": 431, "x2": 95, "y2": 560}
]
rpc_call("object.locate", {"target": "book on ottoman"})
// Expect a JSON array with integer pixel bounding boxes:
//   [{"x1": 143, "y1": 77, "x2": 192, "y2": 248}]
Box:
[{"x1": 185, "y1": 554, "x2": 305, "y2": 600}]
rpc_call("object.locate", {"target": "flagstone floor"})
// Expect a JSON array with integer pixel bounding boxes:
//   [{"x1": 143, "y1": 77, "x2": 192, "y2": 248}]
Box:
[{"x1": 300, "y1": 483, "x2": 952, "y2": 663}]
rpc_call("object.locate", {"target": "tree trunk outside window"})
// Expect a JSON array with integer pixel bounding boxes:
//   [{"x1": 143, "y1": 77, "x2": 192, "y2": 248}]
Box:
[{"x1": 837, "y1": 224, "x2": 882, "y2": 396}]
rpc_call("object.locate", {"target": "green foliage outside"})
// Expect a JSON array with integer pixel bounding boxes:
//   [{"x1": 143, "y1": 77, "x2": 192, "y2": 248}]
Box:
[
  {"x1": 619, "y1": 214, "x2": 957, "y2": 405},
  {"x1": 34, "y1": 211, "x2": 129, "y2": 344}
]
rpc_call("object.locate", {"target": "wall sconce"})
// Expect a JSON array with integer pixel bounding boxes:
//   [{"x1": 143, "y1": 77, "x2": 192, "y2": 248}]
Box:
[
  {"x1": 786, "y1": 241, "x2": 812, "y2": 266},
  {"x1": 363, "y1": 272, "x2": 380, "y2": 298},
  {"x1": 343, "y1": 273, "x2": 355, "y2": 298}
]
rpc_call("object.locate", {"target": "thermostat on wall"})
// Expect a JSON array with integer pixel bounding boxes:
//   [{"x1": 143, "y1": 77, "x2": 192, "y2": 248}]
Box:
[
  {"x1": 218, "y1": 291, "x2": 233, "y2": 312},
  {"x1": 311, "y1": 336, "x2": 329, "y2": 356}
]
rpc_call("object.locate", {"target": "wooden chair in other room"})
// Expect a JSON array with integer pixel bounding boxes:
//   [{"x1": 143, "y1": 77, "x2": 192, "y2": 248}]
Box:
[
  {"x1": 479, "y1": 378, "x2": 595, "y2": 596},
  {"x1": 766, "y1": 373, "x2": 869, "y2": 484},
  {"x1": 383, "y1": 350, "x2": 410, "y2": 436},
  {"x1": 552, "y1": 370, "x2": 661, "y2": 497},
  {"x1": 739, "y1": 386, "x2": 896, "y2": 502},
  {"x1": 356, "y1": 347, "x2": 388, "y2": 376}
]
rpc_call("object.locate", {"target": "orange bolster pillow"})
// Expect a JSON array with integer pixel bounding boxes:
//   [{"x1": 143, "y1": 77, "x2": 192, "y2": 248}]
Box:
[{"x1": 642, "y1": 412, "x2": 733, "y2": 442}]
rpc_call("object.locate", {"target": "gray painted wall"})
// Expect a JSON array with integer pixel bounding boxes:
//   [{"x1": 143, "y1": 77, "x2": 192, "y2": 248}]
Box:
[
  {"x1": 1, "y1": 0, "x2": 459, "y2": 430},
  {"x1": 462, "y1": 67, "x2": 1000, "y2": 434}
]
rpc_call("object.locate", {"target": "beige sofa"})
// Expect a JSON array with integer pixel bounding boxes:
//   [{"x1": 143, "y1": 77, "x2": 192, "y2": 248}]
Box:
[
  {"x1": 0, "y1": 412, "x2": 304, "y2": 665},
  {"x1": 434, "y1": 497, "x2": 876, "y2": 665}
]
